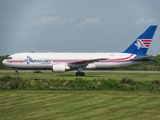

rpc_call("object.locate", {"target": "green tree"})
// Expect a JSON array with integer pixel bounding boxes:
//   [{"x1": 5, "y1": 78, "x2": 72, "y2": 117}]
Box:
[{"x1": 0, "y1": 55, "x2": 12, "y2": 70}]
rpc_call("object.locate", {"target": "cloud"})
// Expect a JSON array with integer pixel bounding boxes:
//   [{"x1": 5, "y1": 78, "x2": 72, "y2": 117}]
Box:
[
  {"x1": 69, "y1": 17, "x2": 76, "y2": 22},
  {"x1": 35, "y1": 15, "x2": 60, "y2": 26},
  {"x1": 77, "y1": 18, "x2": 100, "y2": 27},
  {"x1": 135, "y1": 18, "x2": 156, "y2": 25}
]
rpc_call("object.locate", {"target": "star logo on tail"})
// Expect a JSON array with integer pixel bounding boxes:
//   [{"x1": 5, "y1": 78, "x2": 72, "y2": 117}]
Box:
[{"x1": 135, "y1": 39, "x2": 152, "y2": 49}]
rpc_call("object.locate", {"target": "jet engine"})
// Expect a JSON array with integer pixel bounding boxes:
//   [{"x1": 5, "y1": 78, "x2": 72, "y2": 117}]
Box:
[{"x1": 52, "y1": 64, "x2": 66, "y2": 72}]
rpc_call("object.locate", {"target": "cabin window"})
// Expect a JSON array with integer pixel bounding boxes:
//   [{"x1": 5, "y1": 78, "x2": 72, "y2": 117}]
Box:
[{"x1": 8, "y1": 57, "x2": 12, "y2": 59}]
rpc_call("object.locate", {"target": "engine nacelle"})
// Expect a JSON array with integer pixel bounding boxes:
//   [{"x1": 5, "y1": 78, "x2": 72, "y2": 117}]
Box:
[
  {"x1": 86, "y1": 64, "x2": 96, "y2": 69},
  {"x1": 52, "y1": 64, "x2": 66, "y2": 72}
]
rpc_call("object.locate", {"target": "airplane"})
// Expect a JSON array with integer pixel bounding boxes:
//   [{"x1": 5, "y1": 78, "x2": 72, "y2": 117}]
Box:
[{"x1": 2, "y1": 25, "x2": 157, "y2": 76}]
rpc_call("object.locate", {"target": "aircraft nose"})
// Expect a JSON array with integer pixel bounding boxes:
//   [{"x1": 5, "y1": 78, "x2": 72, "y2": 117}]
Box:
[{"x1": 2, "y1": 60, "x2": 7, "y2": 65}]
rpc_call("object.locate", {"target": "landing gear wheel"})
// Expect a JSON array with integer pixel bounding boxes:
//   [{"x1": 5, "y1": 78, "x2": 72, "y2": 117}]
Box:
[
  {"x1": 15, "y1": 69, "x2": 19, "y2": 76},
  {"x1": 76, "y1": 67, "x2": 85, "y2": 76},
  {"x1": 76, "y1": 72, "x2": 81, "y2": 76},
  {"x1": 80, "y1": 72, "x2": 85, "y2": 76},
  {"x1": 75, "y1": 72, "x2": 85, "y2": 76},
  {"x1": 15, "y1": 73, "x2": 19, "y2": 76}
]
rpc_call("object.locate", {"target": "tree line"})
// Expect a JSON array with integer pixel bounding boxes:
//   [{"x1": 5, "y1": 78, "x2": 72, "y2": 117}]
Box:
[
  {"x1": 117, "y1": 55, "x2": 160, "y2": 71},
  {"x1": 0, "y1": 55, "x2": 160, "y2": 70},
  {"x1": 0, "y1": 55, "x2": 12, "y2": 70}
]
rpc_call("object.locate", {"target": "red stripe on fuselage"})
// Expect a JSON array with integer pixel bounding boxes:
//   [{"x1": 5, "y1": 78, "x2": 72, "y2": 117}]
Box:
[
  {"x1": 110, "y1": 54, "x2": 134, "y2": 61},
  {"x1": 6, "y1": 60, "x2": 25, "y2": 63},
  {"x1": 5, "y1": 54, "x2": 135, "y2": 64}
]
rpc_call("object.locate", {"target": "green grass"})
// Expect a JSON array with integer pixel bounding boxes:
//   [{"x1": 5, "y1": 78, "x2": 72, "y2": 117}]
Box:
[
  {"x1": 0, "y1": 71, "x2": 160, "y2": 119},
  {"x1": 0, "y1": 90, "x2": 160, "y2": 120},
  {"x1": 0, "y1": 71, "x2": 160, "y2": 81}
]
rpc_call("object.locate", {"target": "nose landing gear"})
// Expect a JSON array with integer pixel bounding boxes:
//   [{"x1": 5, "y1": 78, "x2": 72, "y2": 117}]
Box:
[{"x1": 15, "y1": 69, "x2": 19, "y2": 76}]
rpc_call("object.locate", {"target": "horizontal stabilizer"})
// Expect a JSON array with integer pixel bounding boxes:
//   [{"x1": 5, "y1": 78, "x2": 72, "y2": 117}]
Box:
[{"x1": 130, "y1": 56, "x2": 153, "y2": 61}]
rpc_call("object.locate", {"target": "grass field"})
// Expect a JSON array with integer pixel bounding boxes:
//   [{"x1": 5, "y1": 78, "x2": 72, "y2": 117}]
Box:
[
  {"x1": 0, "y1": 71, "x2": 160, "y2": 120},
  {"x1": 0, "y1": 70, "x2": 160, "y2": 81},
  {"x1": 0, "y1": 90, "x2": 160, "y2": 120}
]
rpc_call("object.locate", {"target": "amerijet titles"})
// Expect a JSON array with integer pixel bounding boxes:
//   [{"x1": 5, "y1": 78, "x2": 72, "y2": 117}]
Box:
[{"x1": 25, "y1": 56, "x2": 51, "y2": 64}]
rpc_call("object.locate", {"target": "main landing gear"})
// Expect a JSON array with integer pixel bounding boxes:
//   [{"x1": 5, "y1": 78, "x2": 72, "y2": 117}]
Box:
[
  {"x1": 75, "y1": 67, "x2": 85, "y2": 76},
  {"x1": 75, "y1": 72, "x2": 85, "y2": 76}
]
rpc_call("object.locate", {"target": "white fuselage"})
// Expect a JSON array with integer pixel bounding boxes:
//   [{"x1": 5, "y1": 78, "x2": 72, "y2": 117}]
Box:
[{"x1": 2, "y1": 52, "x2": 140, "y2": 71}]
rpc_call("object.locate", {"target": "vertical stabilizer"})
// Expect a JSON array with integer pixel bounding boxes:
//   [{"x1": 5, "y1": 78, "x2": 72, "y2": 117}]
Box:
[{"x1": 123, "y1": 25, "x2": 157, "y2": 56}]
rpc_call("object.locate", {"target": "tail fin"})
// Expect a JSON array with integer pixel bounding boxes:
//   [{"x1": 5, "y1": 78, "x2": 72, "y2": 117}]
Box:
[{"x1": 123, "y1": 25, "x2": 157, "y2": 56}]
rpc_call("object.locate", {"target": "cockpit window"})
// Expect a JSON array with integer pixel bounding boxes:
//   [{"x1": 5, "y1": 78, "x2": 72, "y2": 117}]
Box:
[{"x1": 8, "y1": 57, "x2": 12, "y2": 59}]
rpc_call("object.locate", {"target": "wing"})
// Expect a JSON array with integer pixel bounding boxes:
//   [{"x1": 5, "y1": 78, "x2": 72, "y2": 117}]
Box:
[{"x1": 68, "y1": 58, "x2": 107, "y2": 68}]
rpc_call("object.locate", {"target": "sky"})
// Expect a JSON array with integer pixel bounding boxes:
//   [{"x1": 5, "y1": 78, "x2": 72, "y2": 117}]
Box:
[{"x1": 0, "y1": 0, "x2": 160, "y2": 55}]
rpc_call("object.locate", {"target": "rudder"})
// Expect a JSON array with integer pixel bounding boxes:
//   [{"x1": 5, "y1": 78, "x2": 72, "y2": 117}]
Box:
[{"x1": 123, "y1": 25, "x2": 157, "y2": 56}]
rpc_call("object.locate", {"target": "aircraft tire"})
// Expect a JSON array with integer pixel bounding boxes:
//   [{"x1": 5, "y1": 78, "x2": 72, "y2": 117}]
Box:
[
  {"x1": 80, "y1": 72, "x2": 85, "y2": 76},
  {"x1": 76, "y1": 72, "x2": 81, "y2": 76},
  {"x1": 15, "y1": 73, "x2": 19, "y2": 76},
  {"x1": 76, "y1": 72, "x2": 85, "y2": 76}
]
